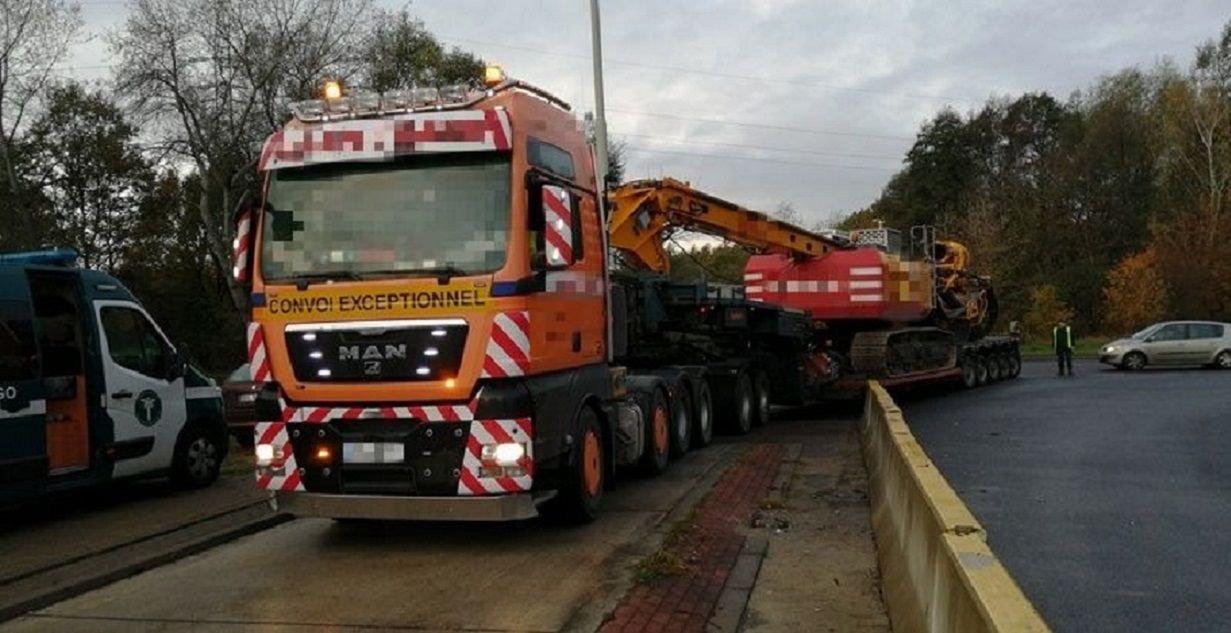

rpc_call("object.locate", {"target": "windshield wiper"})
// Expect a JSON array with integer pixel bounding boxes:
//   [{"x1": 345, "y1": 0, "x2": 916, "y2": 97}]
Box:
[
  {"x1": 268, "y1": 271, "x2": 364, "y2": 290},
  {"x1": 361, "y1": 266, "x2": 472, "y2": 284}
]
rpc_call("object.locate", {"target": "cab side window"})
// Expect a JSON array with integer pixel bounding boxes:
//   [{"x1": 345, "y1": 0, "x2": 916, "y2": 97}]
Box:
[
  {"x1": 101, "y1": 307, "x2": 170, "y2": 380},
  {"x1": 0, "y1": 300, "x2": 38, "y2": 381}
]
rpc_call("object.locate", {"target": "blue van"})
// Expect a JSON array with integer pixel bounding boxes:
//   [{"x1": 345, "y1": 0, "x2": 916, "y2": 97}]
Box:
[{"x1": 0, "y1": 249, "x2": 227, "y2": 505}]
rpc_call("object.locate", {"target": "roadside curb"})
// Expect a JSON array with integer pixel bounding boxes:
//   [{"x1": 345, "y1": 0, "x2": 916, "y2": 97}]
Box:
[
  {"x1": 0, "y1": 503, "x2": 290, "y2": 624},
  {"x1": 860, "y1": 381, "x2": 1049, "y2": 632}
]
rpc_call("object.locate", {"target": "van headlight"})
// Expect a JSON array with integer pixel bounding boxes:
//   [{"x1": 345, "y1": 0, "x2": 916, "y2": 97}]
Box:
[{"x1": 1103, "y1": 346, "x2": 1117, "y2": 353}]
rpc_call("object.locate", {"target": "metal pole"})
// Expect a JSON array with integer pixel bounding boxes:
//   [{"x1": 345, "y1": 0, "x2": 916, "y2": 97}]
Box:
[{"x1": 589, "y1": 0, "x2": 610, "y2": 190}]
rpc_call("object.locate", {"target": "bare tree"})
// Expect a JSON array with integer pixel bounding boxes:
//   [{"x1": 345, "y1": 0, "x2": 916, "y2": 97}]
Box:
[
  {"x1": 0, "y1": 0, "x2": 82, "y2": 244},
  {"x1": 110, "y1": 0, "x2": 377, "y2": 304}
]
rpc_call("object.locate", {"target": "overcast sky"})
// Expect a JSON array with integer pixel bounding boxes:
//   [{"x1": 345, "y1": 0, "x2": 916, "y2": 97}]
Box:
[{"x1": 62, "y1": 0, "x2": 1229, "y2": 227}]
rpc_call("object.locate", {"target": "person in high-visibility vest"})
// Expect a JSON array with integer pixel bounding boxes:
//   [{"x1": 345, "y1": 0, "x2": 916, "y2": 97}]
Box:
[{"x1": 1053, "y1": 320, "x2": 1075, "y2": 376}]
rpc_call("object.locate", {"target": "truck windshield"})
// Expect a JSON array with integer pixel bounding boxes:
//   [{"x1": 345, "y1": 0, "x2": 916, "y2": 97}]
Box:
[{"x1": 261, "y1": 154, "x2": 511, "y2": 282}]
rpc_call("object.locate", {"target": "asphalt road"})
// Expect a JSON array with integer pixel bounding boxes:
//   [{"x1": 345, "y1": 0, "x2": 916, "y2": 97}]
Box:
[{"x1": 899, "y1": 358, "x2": 1231, "y2": 633}]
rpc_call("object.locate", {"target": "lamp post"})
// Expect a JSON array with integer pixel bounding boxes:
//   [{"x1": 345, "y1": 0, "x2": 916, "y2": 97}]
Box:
[{"x1": 589, "y1": 0, "x2": 610, "y2": 191}]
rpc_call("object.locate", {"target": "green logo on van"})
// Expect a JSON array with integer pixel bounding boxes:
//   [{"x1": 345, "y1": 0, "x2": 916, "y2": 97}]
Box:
[{"x1": 135, "y1": 390, "x2": 162, "y2": 426}]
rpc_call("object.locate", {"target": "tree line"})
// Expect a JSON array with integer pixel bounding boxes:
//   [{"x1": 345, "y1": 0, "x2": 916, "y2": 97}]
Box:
[
  {"x1": 841, "y1": 20, "x2": 1231, "y2": 339},
  {"x1": 0, "y1": 0, "x2": 484, "y2": 373}
]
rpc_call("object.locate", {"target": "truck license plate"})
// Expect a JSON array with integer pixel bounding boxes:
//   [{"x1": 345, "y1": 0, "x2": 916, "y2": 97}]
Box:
[{"x1": 343, "y1": 442, "x2": 405, "y2": 464}]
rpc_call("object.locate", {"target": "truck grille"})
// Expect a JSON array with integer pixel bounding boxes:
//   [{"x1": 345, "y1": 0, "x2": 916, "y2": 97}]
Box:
[{"x1": 285, "y1": 319, "x2": 468, "y2": 383}]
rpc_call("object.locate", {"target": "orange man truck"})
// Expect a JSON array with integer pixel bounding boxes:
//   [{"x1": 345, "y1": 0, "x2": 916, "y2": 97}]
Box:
[{"x1": 232, "y1": 71, "x2": 1015, "y2": 523}]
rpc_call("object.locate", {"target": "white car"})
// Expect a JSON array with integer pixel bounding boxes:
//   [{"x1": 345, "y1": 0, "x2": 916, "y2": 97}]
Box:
[{"x1": 1099, "y1": 321, "x2": 1231, "y2": 370}]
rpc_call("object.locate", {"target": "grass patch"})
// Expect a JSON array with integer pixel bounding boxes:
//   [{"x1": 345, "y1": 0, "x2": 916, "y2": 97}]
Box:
[
  {"x1": 221, "y1": 438, "x2": 252, "y2": 477},
  {"x1": 633, "y1": 507, "x2": 699, "y2": 583},
  {"x1": 1018, "y1": 337, "x2": 1108, "y2": 358}
]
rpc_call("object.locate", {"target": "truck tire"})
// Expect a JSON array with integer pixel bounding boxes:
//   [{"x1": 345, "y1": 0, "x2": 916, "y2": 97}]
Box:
[
  {"x1": 961, "y1": 357, "x2": 979, "y2": 389},
  {"x1": 639, "y1": 388, "x2": 672, "y2": 476},
  {"x1": 171, "y1": 423, "x2": 224, "y2": 489},
  {"x1": 692, "y1": 379, "x2": 715, "y2": 448},
  {"x1": 1009, "y1": 353, "x2": 1022, "y2": 378},
  {"x1": 997, "y1": 353, "x2": 1012, "y2": 379},
  {"x1": 751, "y1": 369, "x2": 771, "y2": 427},
  {"x1": 670, "y1": 383, "x2": 693, "y2": 458},
  {"x1": 975, "y1": 356, "x2": 990, "y2": 386},
  {"x1": 716, "y1": 373, "x2": 754, "y2": 435},
  {"x1": 541, "y1": 407, "x2": 604, "y2": 524},
  {"x1": 986, "y1": 352, "x2": 1002, "y2": 382}
]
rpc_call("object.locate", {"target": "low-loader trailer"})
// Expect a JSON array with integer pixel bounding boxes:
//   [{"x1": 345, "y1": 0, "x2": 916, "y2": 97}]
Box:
[{"x1": 233, "y1": 72, "x2": 1016, "y2": 522}]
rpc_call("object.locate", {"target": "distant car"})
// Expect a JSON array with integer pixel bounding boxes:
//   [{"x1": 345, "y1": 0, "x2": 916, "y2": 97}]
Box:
[
  {"x1": 1099, "y1": 321, "x2": 1231, "y2": 370},
  {"x1": 221, "y1": 364, "x2": 261, "y2": 445}
]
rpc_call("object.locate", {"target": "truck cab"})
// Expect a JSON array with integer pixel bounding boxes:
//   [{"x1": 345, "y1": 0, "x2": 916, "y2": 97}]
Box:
[{"x1": 0, "y1": 250, "x2": 227, "y2": 506}]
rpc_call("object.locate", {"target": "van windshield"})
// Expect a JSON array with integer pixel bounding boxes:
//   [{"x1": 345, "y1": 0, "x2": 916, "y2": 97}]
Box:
[
  {"x1": 260, "y1": 154, "x2": 510, "y2": 283},
  {"x1": 1130, "y1": 324, "x2": 1161, "y2": 340}
]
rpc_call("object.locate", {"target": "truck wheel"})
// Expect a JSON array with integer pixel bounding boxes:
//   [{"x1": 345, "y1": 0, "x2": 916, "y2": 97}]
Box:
[
  {"x1": 961, "y1": 357, "x2": 979, "y2": 389},
  {"x1": 542, "y1": 407, "x2": 604, "y2": 524},
  {"x1": 975, "y1": 356, "x2": 990, "y2": 386},
  {"x1": 639, "y1": 388, "x2": 672, "y2": 476},
  {"x1": 692, "y1": 379, "x2": 715, "y2": 448},
  {"x1": 984, "y1": 353, "x2": 1000, "y2": 382},
  {"x1": 997, "y1": 353, "x2": 1012, "y2": 379},
  {"x1": 717, "y1": 373, "x2": 754, "y2": 435},
  {"x1": 1009, "y1": 353, "x2": 1022, "y2": 378},
  {"x1": 751, "y1": 370, "x2": 771, "y2": 427},
  {"x1": 670, "y1": 384, "x2": 693, "y2": 458},
  {"x1": 171, "y1": 423, "x2": 223, "y2": 489},
  {"x1": 1122, "y1": 352, "x2": 1147, "y2": 370}
]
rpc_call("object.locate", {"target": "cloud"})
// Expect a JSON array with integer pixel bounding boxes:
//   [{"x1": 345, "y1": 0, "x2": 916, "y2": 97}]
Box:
[{"x1": 61, "y1": 0, "x2": 1228, "y2": 228}]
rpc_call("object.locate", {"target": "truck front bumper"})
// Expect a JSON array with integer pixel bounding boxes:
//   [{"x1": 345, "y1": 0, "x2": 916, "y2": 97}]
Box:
[{"x1": 271, "y1": 490, "x2": 552, "y2": 522}]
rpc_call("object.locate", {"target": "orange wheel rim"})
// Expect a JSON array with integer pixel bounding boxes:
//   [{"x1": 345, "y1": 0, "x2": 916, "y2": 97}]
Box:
[
  {"x1": 653, "y1": 405, "x2": 669, "y2": 454},
  {"x1": 583, "y1": 431, "x2": 602, "y2": 496}
]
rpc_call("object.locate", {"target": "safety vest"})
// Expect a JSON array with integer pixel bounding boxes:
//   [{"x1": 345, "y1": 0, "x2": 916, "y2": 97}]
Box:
[{"x1": 1053, "y1": 325, "x2": 1072, "y2": 351}]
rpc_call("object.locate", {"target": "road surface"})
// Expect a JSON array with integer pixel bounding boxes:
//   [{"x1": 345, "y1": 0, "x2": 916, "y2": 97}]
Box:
[{"x1": 901, "y1": 358, "x2": 1231, "y2": 632}]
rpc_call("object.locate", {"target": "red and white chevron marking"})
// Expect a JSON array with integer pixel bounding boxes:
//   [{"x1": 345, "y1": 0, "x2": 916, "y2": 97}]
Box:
[
  {"x1": 482, "y1": 311, "x2": 530, "y2": 378},
  {"x1": 543, "y1": 185, "x2": 573, "y2": 265},
  {"x1": 457, "y1": 418, "x2": 534, "y2": 495},
  {"x1": 253, "y1": 421, "x2": 304, "y2": 492},
  {"x1": 246, "y1": 322, "x2": 271, "y2": 382},
  {"x1": 232, "y1": 211, "x2": 251, "y2": 283},
  {"x1": 260, "y1": 110, "x2": 512, "y2": 171},
  {"x1": 281, "y1": 399, "x2": 478, "y2": 423}
]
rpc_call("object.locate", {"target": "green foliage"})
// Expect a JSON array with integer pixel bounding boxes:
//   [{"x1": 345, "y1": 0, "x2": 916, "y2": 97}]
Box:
[
  {"x1": 667, "y1": 243, "x2": 750, "y2": 284},
  {"x1": 363, "y1": 9, "x2": 485, "y2": 91}
]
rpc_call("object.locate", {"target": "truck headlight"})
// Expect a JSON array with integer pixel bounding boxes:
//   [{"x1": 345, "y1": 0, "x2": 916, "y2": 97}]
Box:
[
  {"x1": 256, "y1": 443, "x2": 276, "y2": 466},
  {"x1": 483, "y1": 442, "x2": 526, "y2": 466}
]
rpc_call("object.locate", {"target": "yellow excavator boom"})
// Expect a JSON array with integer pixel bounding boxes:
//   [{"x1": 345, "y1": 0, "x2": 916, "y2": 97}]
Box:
[{"x1": 607, "y1": 178, "x2": 842, "y2": 273}]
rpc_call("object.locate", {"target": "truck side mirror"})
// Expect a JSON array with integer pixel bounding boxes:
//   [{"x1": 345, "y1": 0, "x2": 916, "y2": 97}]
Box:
[
  {"x1": 534, "y1": 184, "x2": 577, "y2": 269},
  {"x1": 231, "y1": 202, "x2": 255, "y2": 286}
]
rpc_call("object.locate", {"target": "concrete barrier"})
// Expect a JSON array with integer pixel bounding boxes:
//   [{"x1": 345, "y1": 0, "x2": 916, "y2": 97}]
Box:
[{"x1": 860, "y1": 381, "x2": 1050, "y2": 633}]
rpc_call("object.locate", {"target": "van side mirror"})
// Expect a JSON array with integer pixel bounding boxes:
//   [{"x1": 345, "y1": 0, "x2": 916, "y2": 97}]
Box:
[
  {"x1": 168, "y1": 342, "x2": 191, "y2": 381},
  {"x1": 530, "y1": 183, "x2": 577, "y2": 269}
]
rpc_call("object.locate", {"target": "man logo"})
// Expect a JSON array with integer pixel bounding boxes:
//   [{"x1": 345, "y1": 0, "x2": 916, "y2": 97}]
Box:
[{"x1": 339, "y1": 345, "x2": 407, "y2": 361}]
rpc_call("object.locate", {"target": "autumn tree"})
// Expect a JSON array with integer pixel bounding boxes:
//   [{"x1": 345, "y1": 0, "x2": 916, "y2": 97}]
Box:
[
  {"x1": 1100, "y1": 248, "x2": 1169, "y2": 334},
  {"x1": 1023, "y1": 285, "x2": 1074, "y2": 342},
  {"x1": 362, "y1": 9, "x2": 484, "y2": 91}
]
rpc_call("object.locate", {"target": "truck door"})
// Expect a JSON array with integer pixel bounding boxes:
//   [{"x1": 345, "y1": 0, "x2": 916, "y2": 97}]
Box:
[
  {"x1": 93, "y1": 300, "x2": 187, "y2": 478},
  {"x1": 0, "y1": 278, "x2": 48, "y2": 486}
]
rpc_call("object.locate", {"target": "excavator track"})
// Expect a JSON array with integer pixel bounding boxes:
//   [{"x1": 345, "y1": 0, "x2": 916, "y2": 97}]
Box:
[{"x1": 850, "y1": 327, "x2": 957, "y2": 379}]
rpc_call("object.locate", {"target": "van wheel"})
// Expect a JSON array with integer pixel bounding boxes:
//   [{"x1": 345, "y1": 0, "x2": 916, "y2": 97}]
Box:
[
  {"x1": 670, "y1": 385, "x2": 693, "y2": 458},
  {"x1": 1214, "y1": 351, "x2": 1231, "y2": 370},
  {"x1": 639, "y1": 388, "x2": 672, "y2": 476},
  {"x1": 692, "y1": 379, "x2": 715, "y2": 448},
  {"x1": 717, "y1": 372, "x2": 754, "y2": 435},
  {"x1": 541, "y1": 407, "x2": 604, "y2": 524},
  {"x1": 751, "y1": 370, "x2": 771, "y2": 427},
  {"x1": 1122, "y1": 352, "x2": 1147, "y2": 371},
  {"x1": 172, "y1": 424, "x2": 223, "y2": 489}
]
